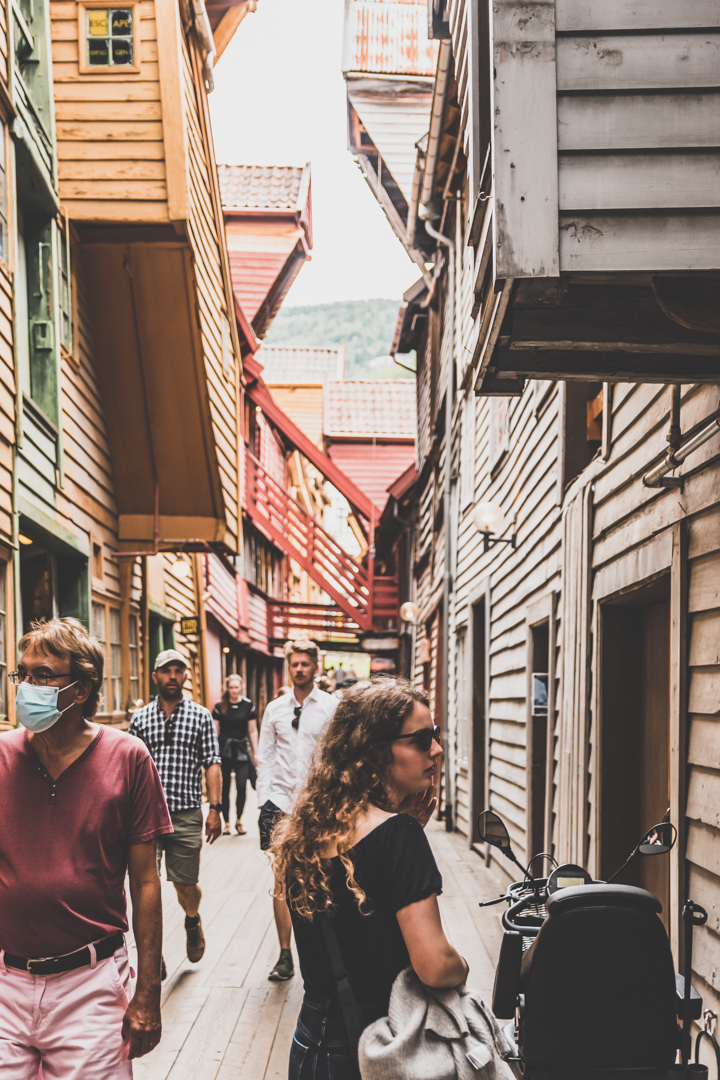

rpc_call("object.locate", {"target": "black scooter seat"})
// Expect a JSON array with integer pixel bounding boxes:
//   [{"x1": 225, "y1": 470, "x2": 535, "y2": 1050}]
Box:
[{"x1": 547, "y1": 884, "x2": 662, "y2": 916}]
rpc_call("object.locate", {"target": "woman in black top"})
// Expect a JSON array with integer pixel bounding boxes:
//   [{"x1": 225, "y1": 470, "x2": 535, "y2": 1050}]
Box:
[
  {"x1": 272, "y1": 678, "x2": 468, "y2": 1080},
  {"x1": 212, "y1": 675, "x2": 258, "y2": 835}
]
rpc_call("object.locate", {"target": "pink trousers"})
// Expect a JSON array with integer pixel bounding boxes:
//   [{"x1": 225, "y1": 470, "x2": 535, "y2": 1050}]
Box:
[{"x1": 0, "y1": 945, "x2": 133, "y2": 1079}]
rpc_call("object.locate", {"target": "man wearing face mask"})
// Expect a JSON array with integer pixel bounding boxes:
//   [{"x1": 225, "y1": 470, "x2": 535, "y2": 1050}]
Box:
[{"x1": 0, "y1": 617, "x2": 173, "y2": 1077}]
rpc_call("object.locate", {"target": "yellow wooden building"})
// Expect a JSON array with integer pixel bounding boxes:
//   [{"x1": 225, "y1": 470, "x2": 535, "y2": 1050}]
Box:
[{"x1": 0, "y1": 0, "x2": 254, "y2": 723}]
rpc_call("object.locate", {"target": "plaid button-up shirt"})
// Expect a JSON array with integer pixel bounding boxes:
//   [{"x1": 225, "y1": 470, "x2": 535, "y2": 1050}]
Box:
[{"x1": 129, "y1": 697, "x2": 221, "y2": 812}]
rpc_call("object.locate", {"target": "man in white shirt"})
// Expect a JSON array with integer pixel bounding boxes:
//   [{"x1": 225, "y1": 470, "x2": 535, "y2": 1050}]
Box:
[{"x1": 256, "y1": 639, "x2": 338, "y2": 982}]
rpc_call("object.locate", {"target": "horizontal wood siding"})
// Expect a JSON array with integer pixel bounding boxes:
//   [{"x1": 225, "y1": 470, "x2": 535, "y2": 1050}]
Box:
[{"x1": 51, "y1": 0, "x2": 168, "y2": 222}]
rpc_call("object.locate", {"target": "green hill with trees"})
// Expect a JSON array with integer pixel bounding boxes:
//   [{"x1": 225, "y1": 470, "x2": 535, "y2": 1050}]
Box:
[{"x1": 265, "y1": 298, "x2": 412, "y2": 379}]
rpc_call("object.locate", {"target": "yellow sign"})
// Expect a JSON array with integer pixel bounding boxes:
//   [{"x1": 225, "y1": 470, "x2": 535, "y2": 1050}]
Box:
[
  {"x1": 180, "y1": 617, "x2": 199, "y2": 636},
  {"x1": 88, "y1": 9, "x2": 108, "y2": 35}
]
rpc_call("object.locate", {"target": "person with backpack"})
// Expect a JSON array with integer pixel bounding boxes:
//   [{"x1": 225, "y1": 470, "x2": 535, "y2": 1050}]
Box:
[{"x1": 271, "y1": 678, "x2": 468, "y2": 1079}]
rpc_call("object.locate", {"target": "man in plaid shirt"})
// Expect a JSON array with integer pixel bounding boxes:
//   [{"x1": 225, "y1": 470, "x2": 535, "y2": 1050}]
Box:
[{"x1": 130, "y1": 650, "x2": 222, "y2": 971}]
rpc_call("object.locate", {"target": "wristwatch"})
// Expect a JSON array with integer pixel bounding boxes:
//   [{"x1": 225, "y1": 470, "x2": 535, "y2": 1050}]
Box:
[{"x1": 208, "y1": 803, "x2": 222, "y2": 813}]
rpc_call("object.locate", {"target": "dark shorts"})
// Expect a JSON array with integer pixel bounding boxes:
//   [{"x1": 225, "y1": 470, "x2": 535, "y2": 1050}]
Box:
[
  {"x1": 259, "y1": 799, "x2": 286, "y2": 851},
  {"x1": 157, "y1": 807, "x2": 203, "y2": 884}
]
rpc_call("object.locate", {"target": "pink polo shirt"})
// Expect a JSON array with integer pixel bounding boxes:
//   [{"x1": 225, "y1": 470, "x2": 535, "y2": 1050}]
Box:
[{"x1": 0, "y1": 724, "x2": 173, "y2": 958}]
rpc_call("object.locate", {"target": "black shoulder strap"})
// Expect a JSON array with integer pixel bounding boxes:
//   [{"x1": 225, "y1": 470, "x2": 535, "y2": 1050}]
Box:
[{"x1": 320, "y1": 916, "x2": 363, "y2": 1051}]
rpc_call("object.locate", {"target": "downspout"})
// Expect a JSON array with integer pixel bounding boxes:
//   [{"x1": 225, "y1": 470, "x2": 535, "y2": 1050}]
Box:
[
  {"x1": 422, "y1": 214, "x2": 455, "y2": 831},
  {"x1": 643, "y1": 407, "x2": 720, "y2": 489},
  {"x1": 191, "y1": 0, "x2": 216, "y2": 92},
  {"x1": 419, "y1": 40, "x2": 452, "y2": 220}
]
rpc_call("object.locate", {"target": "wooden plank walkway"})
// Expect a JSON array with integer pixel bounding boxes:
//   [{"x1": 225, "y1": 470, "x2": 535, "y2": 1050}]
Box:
[{"x1": 132, "y1": 792, "x2": 505, "y2": 1080}]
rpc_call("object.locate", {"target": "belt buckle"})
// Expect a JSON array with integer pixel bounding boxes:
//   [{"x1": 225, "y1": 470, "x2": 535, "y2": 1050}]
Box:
[{"x1": 27, "y1": 956, "x2": 53, "y2": 974}]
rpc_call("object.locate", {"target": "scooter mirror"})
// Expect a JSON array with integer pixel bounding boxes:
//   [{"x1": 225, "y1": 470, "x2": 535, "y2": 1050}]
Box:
[
  {"x1": 477, "y1": 810, "x2": 512, "y2": 851},
  {"x1": 638, "y1": 821, "x2": 677, "y2": 856}
]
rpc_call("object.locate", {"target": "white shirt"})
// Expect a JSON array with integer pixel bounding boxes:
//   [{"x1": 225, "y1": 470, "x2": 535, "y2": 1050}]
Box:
[{"x1": 256, "y1": 685, "x2": 338, "y2": 813}]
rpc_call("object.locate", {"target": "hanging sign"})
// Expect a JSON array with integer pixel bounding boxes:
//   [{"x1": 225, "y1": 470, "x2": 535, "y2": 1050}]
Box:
[{"x1": 180, "y1": 617, "x2": 200, "y2": 636}]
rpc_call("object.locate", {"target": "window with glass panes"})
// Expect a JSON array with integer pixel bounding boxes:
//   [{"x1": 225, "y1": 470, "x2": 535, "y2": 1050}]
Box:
[
  {"x1": 86, "y1": 7, "x2": 134, "y2": 66},
  {"x1": 92, "y1": 600, "x2": 123, "y2": 714},
  {"x1": 129, "y1": 613, "x2": 140, "y2": 704}
]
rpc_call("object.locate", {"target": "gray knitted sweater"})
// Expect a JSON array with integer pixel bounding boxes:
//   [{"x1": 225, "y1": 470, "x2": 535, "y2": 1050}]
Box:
[{"x1": 358, "y1": 968, "x2": 515, "y2": 1080}]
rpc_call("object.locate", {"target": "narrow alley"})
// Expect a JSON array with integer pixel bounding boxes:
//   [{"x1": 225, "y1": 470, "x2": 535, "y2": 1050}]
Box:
[{"x1": 131, "y1": 798, "x2": 504, "y2": 1080}]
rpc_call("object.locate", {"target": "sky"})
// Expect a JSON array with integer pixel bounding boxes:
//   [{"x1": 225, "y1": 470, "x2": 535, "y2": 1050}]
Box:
[{"x1": 209, "y1": 0, "x2": 421, "y2": 307}]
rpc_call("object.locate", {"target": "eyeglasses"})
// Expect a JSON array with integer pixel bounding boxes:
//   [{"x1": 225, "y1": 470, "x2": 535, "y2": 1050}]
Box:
[
  {"x1": 392, "y1": 725, "x2": 442, "y2": 753},
  {"x1": 9, "y1": 670, "x2": 73, "y2": 687},
  {"x1": 292, "y1": 706, "x2": 302, "y2": 731}
]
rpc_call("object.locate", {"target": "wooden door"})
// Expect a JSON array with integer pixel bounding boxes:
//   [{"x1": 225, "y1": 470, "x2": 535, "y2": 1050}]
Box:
[{"x1": 601, "y1": 584, "x2": 671, "y2": 926}]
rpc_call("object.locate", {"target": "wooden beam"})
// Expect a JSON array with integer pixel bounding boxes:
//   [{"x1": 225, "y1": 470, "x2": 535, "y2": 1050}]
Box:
[{"x1": 212, "y1": 3, "x2": 251, "y2": 64}]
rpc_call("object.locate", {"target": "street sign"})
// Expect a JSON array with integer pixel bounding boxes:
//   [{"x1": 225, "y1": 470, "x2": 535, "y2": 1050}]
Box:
[{"x1": 180, "y1": 616, "x2": 200, "y2": 635}]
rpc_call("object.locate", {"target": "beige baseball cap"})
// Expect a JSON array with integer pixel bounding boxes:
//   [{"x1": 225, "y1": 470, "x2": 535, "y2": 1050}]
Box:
[{"x1": 154, "y1": 649, "x2": 187, "y2": 671}]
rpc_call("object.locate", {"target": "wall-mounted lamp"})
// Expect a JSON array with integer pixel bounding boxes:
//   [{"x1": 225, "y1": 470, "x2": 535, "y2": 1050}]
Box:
[
  {"x1": 170, "y1": 556, "x2": 192, "y2": 579},
  {"x1": 222, "y1": 646, "x2": 230, "y2": 654},
  {"x1": 400, "y1": 601, "x2": 420, "y2": 624},
  {"x1": 472, "y1": 502, "x2": 517, "y2": 554}
]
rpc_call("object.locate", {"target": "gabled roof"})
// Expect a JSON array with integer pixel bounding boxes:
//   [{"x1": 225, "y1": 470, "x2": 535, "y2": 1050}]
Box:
[
  {"x1": 256, "y1": 345, "x2": 345, "y2": 384},
  {"x1": 324, "y1": 380, "x2": 416, "y2": 439},
  {"x1": 218, "y1": 164, "x2": 310, "y2": 214}
]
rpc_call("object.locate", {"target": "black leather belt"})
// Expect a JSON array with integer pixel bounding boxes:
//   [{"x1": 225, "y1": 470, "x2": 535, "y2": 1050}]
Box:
[{"x1": 3, "y1": 931, "x2": 125, "y2": 976}]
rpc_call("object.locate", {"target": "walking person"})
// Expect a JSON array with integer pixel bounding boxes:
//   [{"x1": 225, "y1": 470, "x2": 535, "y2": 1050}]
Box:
[
  {"x1": 0, "y1": 617, "x2": 172, "y2": 1077},
  {"x1": 130, "y1": 650, "x2": 222, "y2": 969},
  {"x1": 257, "y1": 639, "x2": 338, "y2": 983},
  {"x1": 272, "y1": 678, "x2": 468, "y2": 1079},
  {"x1": 212, "y1": 673, "x2": 258, "y2": 835}
]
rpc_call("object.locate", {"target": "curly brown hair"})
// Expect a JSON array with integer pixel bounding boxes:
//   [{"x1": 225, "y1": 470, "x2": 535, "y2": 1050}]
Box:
[{"x1": 271, "y1": 677, "x2": 429, "y2": 919}]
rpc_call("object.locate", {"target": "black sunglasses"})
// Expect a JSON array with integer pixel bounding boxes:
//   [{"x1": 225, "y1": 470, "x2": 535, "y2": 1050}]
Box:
[
  {"x1": 164, "y1": 720, "x2": 175, "y2": 745},
  {"x1": 292, "y1": 706, "x2": 302, "y2": 731},
  {"x1": 392, "y1": 725, "x2": 441, "y2": 753}
]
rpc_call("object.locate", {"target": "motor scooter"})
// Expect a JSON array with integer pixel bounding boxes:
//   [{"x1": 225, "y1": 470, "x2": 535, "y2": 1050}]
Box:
[{"x1": 477, "y1": 809, "x2": 709, "y2": 1080}]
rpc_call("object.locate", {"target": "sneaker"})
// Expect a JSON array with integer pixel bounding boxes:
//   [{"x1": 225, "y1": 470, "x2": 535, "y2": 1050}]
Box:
[
  {"x1": 186, "y1": 916, "x2": 205, "y2": 963},
  {"x1": 268, "y1": 948, "x2": 294, "y2": 981},
  {"x1": 161, "y1": 954, "x2": 167, "y2": 981}
]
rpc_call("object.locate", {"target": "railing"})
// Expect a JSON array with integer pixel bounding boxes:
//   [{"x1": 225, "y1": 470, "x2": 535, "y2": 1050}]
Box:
[
  {"x1": 245, "y1": 452, "x2": 398, "y2": 632},
  {"x1": 268, "y1": 601, "x2": 361, "y2": 643}
]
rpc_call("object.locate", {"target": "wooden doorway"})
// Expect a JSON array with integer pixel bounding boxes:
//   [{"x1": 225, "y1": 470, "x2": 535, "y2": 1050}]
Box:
[
  {"x1": 600, "y1": 576, "x2": 671, "y2": 925},
  {"x1": 471, "y1": 597, "x2": 486, "y2": 843}
]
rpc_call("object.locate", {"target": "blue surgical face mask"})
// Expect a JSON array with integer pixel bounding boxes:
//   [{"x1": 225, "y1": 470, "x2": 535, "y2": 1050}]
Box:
[{"x1": 15, "y1": 681, "x2": 78, "y2": 733}]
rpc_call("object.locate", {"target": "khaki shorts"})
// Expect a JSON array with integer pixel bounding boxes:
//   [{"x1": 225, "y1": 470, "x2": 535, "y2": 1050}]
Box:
[{"x1": 157, "y1": 807, "x2": 203, "y2": 885}]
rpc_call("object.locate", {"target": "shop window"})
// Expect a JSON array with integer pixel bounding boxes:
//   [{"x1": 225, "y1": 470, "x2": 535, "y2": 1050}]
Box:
[
  {"x1": 92, "y1": 600, "x2": 123, "y2": 714},
  {"x1": 82, "y1": 5, "x2": 136, "y2": 69},
  {"x1": 129, "y1": 613, "x2": 140, "y2": 703},
  {"x1": 109, "y1": 607, "x2": 122, "y2": 711}
]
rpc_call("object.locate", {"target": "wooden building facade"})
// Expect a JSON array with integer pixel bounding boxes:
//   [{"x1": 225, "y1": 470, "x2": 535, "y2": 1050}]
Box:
[
  {"x1": 350, "y1": 0, "x2": 720, "y2": 1039},
  {"x1": 0, "y1": 0, "x2": 253, "y2": 727}
]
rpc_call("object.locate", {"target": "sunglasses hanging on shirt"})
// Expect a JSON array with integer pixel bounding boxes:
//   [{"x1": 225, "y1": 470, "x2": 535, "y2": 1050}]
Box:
[{"x1": 292, "y1": 705, "x2": 302, "y2": 731}]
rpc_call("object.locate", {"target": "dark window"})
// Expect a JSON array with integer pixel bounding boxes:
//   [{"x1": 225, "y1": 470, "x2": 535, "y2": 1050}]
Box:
[{"x1": 87, "y1": 8, "x2": 133, "y2": 66}]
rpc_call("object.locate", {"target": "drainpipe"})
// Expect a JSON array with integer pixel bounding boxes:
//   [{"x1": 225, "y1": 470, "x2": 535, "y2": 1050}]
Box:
[
  {"x1": 191, "y1": 0, "x2": 216, "y2": 92},
  {"x1": 643, "y1": 405, "x2": 720, "y2": 489},
  {"x1": 422, "y1": 213, "x2": 455, "y2": 831},
  {"x1": 418, "y1": 40, "x2": 452, "y2": 221}
]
